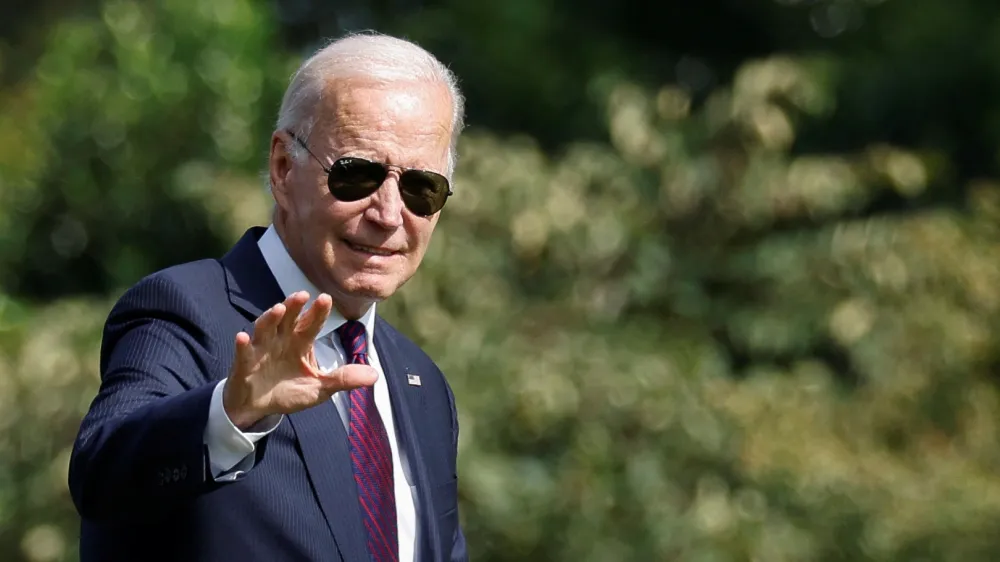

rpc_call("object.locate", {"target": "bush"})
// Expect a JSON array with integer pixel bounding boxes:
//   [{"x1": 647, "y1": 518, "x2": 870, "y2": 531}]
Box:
[{"x1": 4, "y1": 1, "x2": 1000, "y2": 560}]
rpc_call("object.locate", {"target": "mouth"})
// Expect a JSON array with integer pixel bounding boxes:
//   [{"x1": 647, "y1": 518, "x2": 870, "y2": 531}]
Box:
[{"x1": 343, "y1": 239, "x2": 399, "y2": 257}]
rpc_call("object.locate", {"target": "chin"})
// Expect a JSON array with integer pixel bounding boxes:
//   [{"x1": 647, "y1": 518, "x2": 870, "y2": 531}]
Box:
[{"x1": 336, "y1": 272, "x2": 404, "y2": 302}]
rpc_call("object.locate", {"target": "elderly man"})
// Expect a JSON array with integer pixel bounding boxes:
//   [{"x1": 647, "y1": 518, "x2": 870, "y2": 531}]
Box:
[{"x1": 69, "y1": 32, "x2": 467, "y2": 562}]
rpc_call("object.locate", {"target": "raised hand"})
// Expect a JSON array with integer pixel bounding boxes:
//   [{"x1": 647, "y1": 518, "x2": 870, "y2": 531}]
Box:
[{"x1": 222, "y1": 291, "x2": 378, "y2": 429}]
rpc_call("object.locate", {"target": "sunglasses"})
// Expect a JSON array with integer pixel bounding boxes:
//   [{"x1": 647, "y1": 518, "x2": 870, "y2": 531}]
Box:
[{"x1": 288, "y1": 132, "x2": 452, "y2": 217}]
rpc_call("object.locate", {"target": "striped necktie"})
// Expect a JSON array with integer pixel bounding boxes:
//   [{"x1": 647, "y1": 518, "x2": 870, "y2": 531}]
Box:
[{"x1": 336, "y1": 320, "x2": 398, "y2": 562}]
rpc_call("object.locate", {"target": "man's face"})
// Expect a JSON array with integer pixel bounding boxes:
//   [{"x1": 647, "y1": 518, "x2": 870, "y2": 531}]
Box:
[{"x1": 269, "y1": 78, "x2": 454, "y2": 316}]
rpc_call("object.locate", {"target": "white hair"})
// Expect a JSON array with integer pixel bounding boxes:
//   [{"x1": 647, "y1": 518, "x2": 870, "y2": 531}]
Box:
[{"x1": 275, "y1": 31, "x2": 466, "y2": 178}]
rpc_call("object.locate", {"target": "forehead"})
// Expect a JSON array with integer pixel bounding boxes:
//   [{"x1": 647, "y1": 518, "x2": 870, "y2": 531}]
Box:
[{"x1": 313, "y1": 78, "x2": 453, "y2": 172}]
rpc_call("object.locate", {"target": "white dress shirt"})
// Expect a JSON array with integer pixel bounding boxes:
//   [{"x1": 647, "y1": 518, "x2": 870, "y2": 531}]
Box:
[{"x1": 202, "y1": 224, "x2": 417, "y2": 562}]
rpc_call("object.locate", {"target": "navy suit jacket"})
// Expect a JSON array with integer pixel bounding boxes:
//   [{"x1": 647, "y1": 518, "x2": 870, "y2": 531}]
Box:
[{"x1": 69, "y1": 227, "x2": 467, "y2": 562}]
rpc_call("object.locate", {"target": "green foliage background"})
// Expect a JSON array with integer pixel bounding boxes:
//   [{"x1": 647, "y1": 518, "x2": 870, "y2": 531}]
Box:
[{"x1": 4, "y1": 0, "x2": 1000, "y2": 560}]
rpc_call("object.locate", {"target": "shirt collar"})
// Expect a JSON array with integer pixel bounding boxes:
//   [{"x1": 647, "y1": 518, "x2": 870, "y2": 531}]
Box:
[{"x1": 257, "y1": 224, "x2": 376, "y2": 342}]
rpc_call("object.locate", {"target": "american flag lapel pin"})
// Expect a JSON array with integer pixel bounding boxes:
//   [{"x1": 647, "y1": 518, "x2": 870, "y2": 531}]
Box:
[{"x1": 406, "y1": 373, "x2": 422, "y2": 386}]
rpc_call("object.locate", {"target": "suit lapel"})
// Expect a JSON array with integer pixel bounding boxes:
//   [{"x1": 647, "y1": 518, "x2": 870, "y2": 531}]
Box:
[
  {"x1": 220, "y1": 226, "x2": 282, "y2": 321},
  {"x1": 287, "y1": 404, "x2": 370, "y2": 562},
  {"x1": 374, "y1": 320, "x2": 442, "y2": 562},
  {"x1": 220, "y1": 227, "x2": 369, "y2": 562}
]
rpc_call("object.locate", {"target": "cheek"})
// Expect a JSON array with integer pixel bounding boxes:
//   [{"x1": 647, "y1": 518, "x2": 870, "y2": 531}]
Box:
[
  {"x1": 288, "y1": 174, "x2": 332, "y2": 217},
  {"x1": 407, "y1": 221, "x2": 437, "y2": 257},
  {"x1": 295, "y1": 196, "x2": 340, "y2": 233}
]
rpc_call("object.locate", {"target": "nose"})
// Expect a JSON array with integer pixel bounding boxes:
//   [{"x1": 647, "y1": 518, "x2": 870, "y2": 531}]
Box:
[{"x1": 364, "y1": 173, "x2": 405, "y2": 229}]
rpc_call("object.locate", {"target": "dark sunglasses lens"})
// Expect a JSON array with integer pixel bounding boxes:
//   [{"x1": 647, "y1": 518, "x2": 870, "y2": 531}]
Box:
[
  {"x1": 400, "y1": 171, "x2": 450, "y2": 216},
  {"x1": 327, "y1": 158, "x2": 387, "y2": 201}
]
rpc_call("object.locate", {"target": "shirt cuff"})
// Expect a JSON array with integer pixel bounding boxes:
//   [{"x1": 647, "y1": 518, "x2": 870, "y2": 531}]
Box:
[{"x1": 203, "y1": 379, "x2": 283, "y2": 480}]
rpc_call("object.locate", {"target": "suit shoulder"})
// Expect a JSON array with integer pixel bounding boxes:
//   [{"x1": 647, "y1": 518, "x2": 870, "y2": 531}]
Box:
[
  {"x1": 112, "y1": 258, "x2": 227, "y2": 315},
  {"x1": 142, "y1": 258, "x2": 227, "y2": 292},
  {"x1": 377, "y1": 318, "x2": 434, "y2": 362},
  {"x1": 376, "y1": 317, "x2": 451, "y2": 381}
]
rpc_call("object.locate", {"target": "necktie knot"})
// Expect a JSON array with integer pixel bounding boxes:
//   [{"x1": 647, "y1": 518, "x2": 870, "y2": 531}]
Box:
[{"x1": 335, "y1": 320, "x2": 368, "y2": 362}]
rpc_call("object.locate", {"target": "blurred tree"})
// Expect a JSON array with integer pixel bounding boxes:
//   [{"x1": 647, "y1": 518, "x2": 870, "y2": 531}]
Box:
[
  {"x1": 0, "y1": 0, "x2": 91, "y2": 87},
  {"x1": 4, "y1": 0, "x2": 1000, "y2": 561},
  {"x1": 275, "y1": 0, "x2": 1000, "y2": 186},
  {"x1": 382, "y1": 57, "x2": 1000, "y2": 561},
  {"x1": 0, "y1": 0, "x2": 288, "y2": 299}
]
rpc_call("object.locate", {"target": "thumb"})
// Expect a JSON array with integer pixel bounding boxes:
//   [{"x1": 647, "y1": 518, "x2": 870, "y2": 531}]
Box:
[{"x1": 323, "y1": 363, "x2": 379, "y2": 391}]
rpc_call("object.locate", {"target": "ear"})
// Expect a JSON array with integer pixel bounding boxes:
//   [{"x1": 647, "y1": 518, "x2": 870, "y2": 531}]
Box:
[{"x1": 269, "y1": 131, "x2": 294, "y2": 210}]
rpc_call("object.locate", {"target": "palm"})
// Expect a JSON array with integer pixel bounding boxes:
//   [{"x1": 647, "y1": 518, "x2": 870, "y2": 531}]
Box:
[
  {"x1": 256, "y1": 344, "x2": 326, "y2": 412},
  {"x1": 225, "y1": 291, "x2": 378, "y2": 426}
]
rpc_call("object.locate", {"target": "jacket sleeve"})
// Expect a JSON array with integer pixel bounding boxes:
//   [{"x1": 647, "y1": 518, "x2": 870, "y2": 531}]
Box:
[{"x1": 68, "y1": 273, "x2": 232, "y2": 522}]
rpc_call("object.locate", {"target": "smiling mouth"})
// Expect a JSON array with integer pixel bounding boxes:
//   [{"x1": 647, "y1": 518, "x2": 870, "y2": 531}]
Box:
[{"x1": 344, "y1": 240, "x2": 398, "y2": 257}]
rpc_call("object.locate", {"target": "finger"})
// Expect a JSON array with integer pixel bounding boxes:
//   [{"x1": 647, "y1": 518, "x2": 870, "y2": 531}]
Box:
[
  {"x1": 252, "y1": 303, "x2": 285, "y2": 345},
  {"x1": 321, "y1": 363, "x2": 379, "y2": 392},
  {"x1": 295, "y1": 352, "x2": 321, "y2": 378},
  {"x1": 295, "y1": 293, "x2": 333, "y2": 346},
  {"x1": 303, "y1": 346, "x2": 318, "y2": 371},
  {"x1": 278, "y1": 291, "x2": 310, "y2": 337},
  {"x1": 231, "y1": 331, "x2": 255, "y2": 379}
]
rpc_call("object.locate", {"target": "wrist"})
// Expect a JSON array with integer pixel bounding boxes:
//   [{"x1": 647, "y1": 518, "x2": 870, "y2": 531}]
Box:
[
  {"x1": 222, "y1": 383, "x2": 264, "y2": 430},
  {"x1": 227, "y1": 407, "x2": 264, "y2": 431}
]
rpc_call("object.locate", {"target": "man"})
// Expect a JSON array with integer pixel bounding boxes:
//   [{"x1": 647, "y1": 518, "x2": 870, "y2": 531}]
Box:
[{"x1": 68, "y1": 31, "x2": 467, "y2": 562}]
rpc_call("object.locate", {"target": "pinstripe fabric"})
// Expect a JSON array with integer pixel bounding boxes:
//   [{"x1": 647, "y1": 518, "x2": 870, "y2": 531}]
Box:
[
  {"x1": 338, "y1": 320, "x2": 399, "y2": 562},
  {"x1": 69, "y1": 227, "x2": 468, "y2": 562}
]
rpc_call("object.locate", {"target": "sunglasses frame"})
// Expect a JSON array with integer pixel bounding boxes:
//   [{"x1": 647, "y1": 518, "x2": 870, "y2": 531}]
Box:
[{"x1": 286, "y1": 131, "x2": 453, "y2": 217}]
